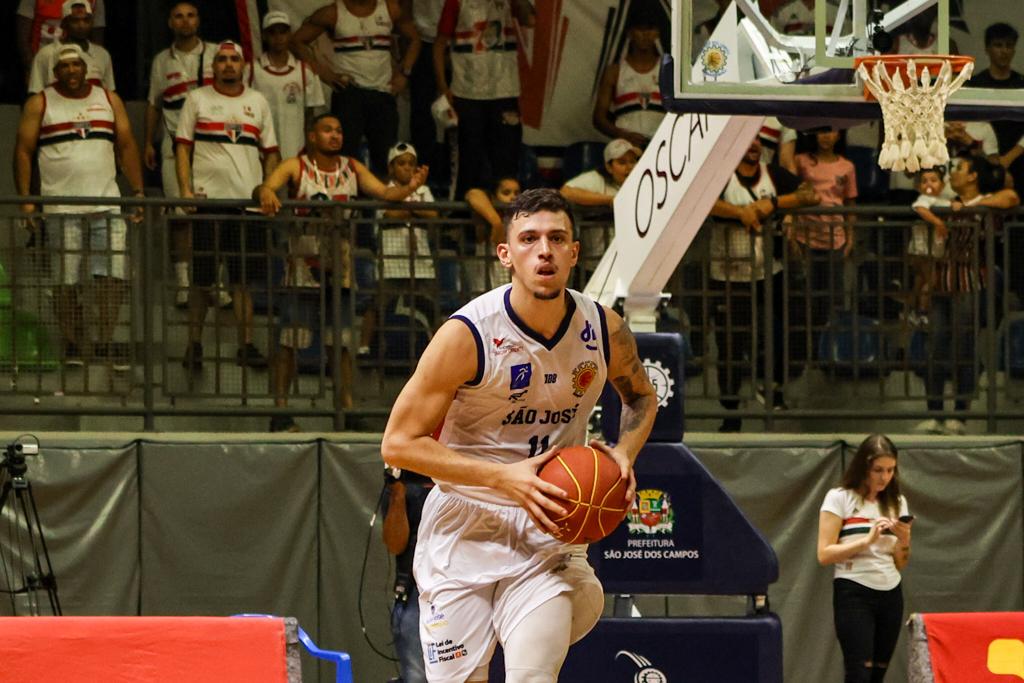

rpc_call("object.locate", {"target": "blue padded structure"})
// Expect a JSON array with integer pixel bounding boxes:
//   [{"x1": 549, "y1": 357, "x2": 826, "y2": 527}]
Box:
[
  {"x1": 817, "y1": 311, "x2": 886, "y2": 376},
  {"x1": 601, "y1": 332, "x2": 686, "y2": 443},
  {"x1": 588, "y1": 442, "x2": 778, "y2": 595},
  {"x1": 846, "y1": 146, "x2": 888, "y2": 203},
  {"x1": 233, "y1": 614, "x2": 352, "y2": 683},
  {"x1": 489, "y1": 615, "x2": 782, "y2": 683},
  {"x1": 998, "y1": 313, "x2": 1024, "y2": 378}
]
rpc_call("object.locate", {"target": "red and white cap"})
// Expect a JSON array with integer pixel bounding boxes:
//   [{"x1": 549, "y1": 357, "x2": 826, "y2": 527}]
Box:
[
  {"x1": 216, "y1": 40, "x2": 245, "y2": 57},
  {"x1": 61, "y1": 0, "x2": 92, "y2": 18}
]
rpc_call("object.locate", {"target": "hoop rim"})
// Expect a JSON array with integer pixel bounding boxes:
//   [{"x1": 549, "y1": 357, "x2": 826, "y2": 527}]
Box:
[{"x1": 854, "y1": 54, "x2": 975, "y2": 72}]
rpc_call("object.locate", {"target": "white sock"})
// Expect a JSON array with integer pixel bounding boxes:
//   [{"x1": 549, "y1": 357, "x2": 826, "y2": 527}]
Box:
[{"x1": 174, "y1": 261, "x2": 189, "y2": 287}]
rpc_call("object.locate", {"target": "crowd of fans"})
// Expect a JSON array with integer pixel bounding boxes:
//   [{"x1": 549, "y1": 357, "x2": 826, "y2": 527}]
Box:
[{"x1": 7, "y1": 0, "x2": 1024, "y2": 440}]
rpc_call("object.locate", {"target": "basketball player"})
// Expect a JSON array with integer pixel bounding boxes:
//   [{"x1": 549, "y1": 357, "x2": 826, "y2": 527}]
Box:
[{"x1": 381, "y1": 188, "x2": 658, "y2": 682}]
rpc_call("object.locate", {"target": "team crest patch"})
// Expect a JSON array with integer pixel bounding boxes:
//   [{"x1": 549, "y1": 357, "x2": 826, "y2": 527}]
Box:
[
  {"x1": 628, "y1": 489, "x2": 675, "y2": 535},
  {"x1": 510, "y1": 363, "x2": 532, "y2": 390},
  {"x1": 571, "y1": 360, "x2": 598, "y2": 397},
  {"x1": 225, "y1": 122, "x2": 244, "y2": 143},
  {"x1": 72, "y1": 121, "x2": 92, "y2": 138}
]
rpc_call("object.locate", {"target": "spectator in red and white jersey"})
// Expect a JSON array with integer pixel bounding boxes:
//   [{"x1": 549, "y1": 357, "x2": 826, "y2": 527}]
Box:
[
  {"x1": 593, "y1": 9, "x2": 665, "y2": 149},
  {"x1": 144, "y1": 2, "x2": 221, "y2": 306},
  {"x1": 16, "y1": 0, "x2": 104, "y2": 79},
  {"x1": 434, "y1": 0, "x2": 534, "y2": 198},
  {"x1": 175, "y1": 40, "x2": 281, "y2": 372},
  {"x1": 290, "y1": 0, "x2": 421, "y2": 176},
  {"x1": 27, "y1": 0, "x2": 114, "y2": 94},
  {"x1": 248, "y1": 10, "x2": 326, "y2": 160},
  {"x1": 14, "y1": 44, "x2": 144, "y2": 370}
]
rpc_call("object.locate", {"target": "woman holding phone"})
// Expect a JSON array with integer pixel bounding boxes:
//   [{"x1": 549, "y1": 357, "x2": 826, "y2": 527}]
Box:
[{"x1": 817, "y1": 434, "x2": 913, "y2": 682}]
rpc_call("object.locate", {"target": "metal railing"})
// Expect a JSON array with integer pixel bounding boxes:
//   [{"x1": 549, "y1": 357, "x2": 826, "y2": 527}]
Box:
[{"x1": 0, "y1": 196, "x2": 1021, "y2": 432}]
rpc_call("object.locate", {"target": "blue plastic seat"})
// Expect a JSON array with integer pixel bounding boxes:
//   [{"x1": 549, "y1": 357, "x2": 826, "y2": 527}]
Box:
[
  {"x1": 562, "y1": 141, "x2": 607, "y2": 183},
  {"x1": 234, "y1": 614, "x2": 352, "y2": 683}
]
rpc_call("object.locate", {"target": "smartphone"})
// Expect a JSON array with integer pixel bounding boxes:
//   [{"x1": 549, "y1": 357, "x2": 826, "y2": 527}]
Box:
[{"x1": 899, "y1": 515, "x2": 915, "y2": 523}]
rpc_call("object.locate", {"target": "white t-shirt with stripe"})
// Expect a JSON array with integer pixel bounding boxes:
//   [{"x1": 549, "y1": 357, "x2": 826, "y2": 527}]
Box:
[
  {"x1": 439, "y1": 285, "x2": 609, "y2": 504},
  {"x1": 174, "y1": 84, "x2": 279, "y2": 199},
  {"x1": 247, "y1": 53, "x2": 326, "y2": 160},
  {"x1": 821, "y1": 487, "x2": 909, "y2": 591},
  {"x1": 147, "y1": 41, "x2": 219, "y2": 144}
]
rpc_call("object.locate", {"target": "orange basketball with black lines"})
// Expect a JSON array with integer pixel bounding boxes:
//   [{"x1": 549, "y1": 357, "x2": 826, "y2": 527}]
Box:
[{"x1": 539, "y1": 445, "x2": 629, "y2": 544}]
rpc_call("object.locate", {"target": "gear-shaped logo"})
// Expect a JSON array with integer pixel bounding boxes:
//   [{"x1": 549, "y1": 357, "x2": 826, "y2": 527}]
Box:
[{"x1": 642, "y1": 358, "x2": 675, "y2": 409}]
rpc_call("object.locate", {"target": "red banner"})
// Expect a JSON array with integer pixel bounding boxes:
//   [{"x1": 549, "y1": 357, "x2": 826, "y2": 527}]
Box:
[{"x1": 923, "y1": 612, "x2": 1024, "y2": 682}]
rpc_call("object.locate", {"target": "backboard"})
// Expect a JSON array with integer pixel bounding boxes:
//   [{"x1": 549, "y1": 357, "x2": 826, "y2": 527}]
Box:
[{"x1": 672, "y1": 0, "x2": 1024, "y2": 121}]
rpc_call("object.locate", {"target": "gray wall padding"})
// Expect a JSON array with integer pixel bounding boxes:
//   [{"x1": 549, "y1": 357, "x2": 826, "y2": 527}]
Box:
[{"x1": 1, "y1": 434, "x2": 1021, "y2": 683}]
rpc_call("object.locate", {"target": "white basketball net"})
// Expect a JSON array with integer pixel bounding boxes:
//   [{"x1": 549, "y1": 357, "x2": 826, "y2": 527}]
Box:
[{"x1": 856, "y1": 58, "x2": 974, "y2": 173}]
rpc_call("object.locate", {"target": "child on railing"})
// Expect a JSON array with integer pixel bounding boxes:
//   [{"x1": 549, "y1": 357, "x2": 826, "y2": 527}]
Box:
[{"x1": 906, "y1": 167, "x2": 952, "y2": 326}]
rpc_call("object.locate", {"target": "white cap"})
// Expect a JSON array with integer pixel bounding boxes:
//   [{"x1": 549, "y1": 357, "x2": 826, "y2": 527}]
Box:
[
  {"x1": 55, "y1": 43, "x2": 85, "y2": 63},
  {"x1": 216, "y1": 40, "x2": 244, "y2": 56},
  {"x1": 262, "y1": 10, "x2": 291, "y2": 30},
  {"x1": 62, "y1": 0, "x2": 92, "y2": 18},
  {"x1": 603, "y1": 138, "x2": 642, "y2": 163},
  {"x1": 388, "y1": 142, "x2": 417, "y2": 165}
]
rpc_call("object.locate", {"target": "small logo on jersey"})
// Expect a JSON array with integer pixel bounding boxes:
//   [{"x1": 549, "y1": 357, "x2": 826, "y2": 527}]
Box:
[
  {"x1": 491, "y1": 337, "x2": 522, "y2": 356},
  {"x1": 545, "y1": 373, "x2": 557, "y2": 384},
  {"x1": 643, "y1": 358, "x2": 676, "y2": 409},
  {"x1": 425, "y1": 604, "x2": 448, "y2": 632},
  {"x1": 508, "y1": 389, "x2": 528, "y2": 402},
  {"x1": 243, "y1": 104, "x2": 254, "y2": 118},
  {"x1": 361, "y1": 36, "x2": 374, "y2": 50},
  {"x1": 615, "y1": 651, "x2": 668, "y2": 683},
  {"x1": 639, "y1": 92, "x2": 651, "y2": 110},
  {"x1": 428, "y1": 639, "x2": 468, "y2": 664},
  {"x1": 426, "y1": 642, "x2": 437, "y2": 664},
  {"x1": 580, "y1": 320, "x2": 599, "y2": 351},
  {"x1": 86, "y1": 103, "x2": 108, "y2": 114},
  {"x1": 628, "y1": 489, "x2": 675, "y2": 535},
  {"x1": 225, "y1": 122, "x2": 244, "y2": 143},
  {"x1": 510, "y1": 363, "x2": 532, "y2": 390},
  {"x1": 72, "y1": 121, "x2": 92, "y2": 138},
  {"x1": 571, "y1": 361, "x2": 598, "y2": 397}
]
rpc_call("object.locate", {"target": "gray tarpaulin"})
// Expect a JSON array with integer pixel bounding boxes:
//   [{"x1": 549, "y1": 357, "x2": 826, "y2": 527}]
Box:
[{"x1": 0, "y1": 432, "x2": 1022, "y2": 683}]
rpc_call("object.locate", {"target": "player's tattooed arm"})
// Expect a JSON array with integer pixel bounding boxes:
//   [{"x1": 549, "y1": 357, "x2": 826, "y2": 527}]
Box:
[{"x1": 606, "y1": 309, "x2": 657, "y2": 463}]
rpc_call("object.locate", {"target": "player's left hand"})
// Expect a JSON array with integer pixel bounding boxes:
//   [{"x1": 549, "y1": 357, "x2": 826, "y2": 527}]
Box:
[{"x1": 589, "y1": 439, "x2": 636, "y2": 506}]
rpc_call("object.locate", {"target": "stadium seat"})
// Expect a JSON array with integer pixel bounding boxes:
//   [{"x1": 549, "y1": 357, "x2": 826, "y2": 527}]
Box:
[
  {"x1": 561, "y1": 141, "x2": 606, "y2": 183},
  {"x1": 817, "y1": 311, "x2": 886, "y2": 376}
]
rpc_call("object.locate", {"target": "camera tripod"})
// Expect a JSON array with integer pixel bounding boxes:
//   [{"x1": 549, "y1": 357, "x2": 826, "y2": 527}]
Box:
[{"x1": 0, "y1": 443, "x2": 61, "y2": 616}]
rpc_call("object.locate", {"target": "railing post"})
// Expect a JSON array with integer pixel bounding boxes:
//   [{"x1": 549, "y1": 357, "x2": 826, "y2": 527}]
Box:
[
  {"x1": 985, "y1": 215, "x2": 998, "y2": 433},
  {"x1": 331, "y1": 207, "x2": 345, "y2": 432},
  {"x1": 142, "y1": 202, "x2": 155, "y2": 430},
  {"x1": 763, "y1": 217, "x2": 775, "y2": 430}
]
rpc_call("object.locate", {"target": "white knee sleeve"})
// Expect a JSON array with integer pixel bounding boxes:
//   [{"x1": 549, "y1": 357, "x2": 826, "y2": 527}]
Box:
[{"x1": 503, "y1": 594, "x2": 572, "y2": 683}]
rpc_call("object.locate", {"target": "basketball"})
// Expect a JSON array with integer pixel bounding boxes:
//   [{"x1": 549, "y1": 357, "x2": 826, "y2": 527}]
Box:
[{"x1": 538, "y1": 445, "x2": 630, "y2": 544}]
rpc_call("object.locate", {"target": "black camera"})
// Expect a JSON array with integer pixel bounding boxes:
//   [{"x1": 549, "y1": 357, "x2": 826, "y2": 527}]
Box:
[{"x1": 2, "y1": 442, "x2": 39, "y2": 477}]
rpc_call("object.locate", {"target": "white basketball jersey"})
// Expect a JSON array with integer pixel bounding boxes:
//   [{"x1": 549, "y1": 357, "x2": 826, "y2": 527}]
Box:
[{"x1": 439, "y1": 284, "x2": 609, "y2": 504}]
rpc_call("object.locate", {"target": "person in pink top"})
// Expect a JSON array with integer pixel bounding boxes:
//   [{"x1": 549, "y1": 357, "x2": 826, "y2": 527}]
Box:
[{"x1": 792, "y1": 129, "x2": 858, "y2": 367}]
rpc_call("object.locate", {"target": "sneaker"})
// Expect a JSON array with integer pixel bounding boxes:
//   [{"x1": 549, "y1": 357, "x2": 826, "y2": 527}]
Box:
[
  {"x1": 942, "y1": 418, "x2": 967, "y2": 436},
  {"x1": 913, "y1": 418, "x2": 944, "y2": 434},
  {"x1": 182, "y1": 342, "x2": 203, "y2": 372},
  {"x1": 94, "y1": 342, "x2": 131, "y2": 371},
  {"x1": 63, "y1": 342, "x2": 84, "y2": 367},
  {"x1": 755, "y1": 384, "x2": 789, "y2": 411},
  {"x1": 270, "y1": 414, "x2": 299, "y2": 432},
  {"x1": 236, "y1": 343, "x2": 267, "y2": 368}
]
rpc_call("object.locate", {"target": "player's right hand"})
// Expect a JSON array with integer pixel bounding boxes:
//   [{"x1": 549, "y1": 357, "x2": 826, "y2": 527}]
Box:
[
  {"x1": 494, "y1": 450, "x2": 568, "y2": 535},
  {"x1": 865, "y1": 518, "x2": 891, "y2": 545},
  {"x1": 258, "y1": 185, "x2": 282, "y2": 216}
]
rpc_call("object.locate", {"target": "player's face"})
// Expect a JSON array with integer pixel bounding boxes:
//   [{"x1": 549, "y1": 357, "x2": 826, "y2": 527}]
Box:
[
  {"x1": 986, "y1": 38, "x2": 1017, "y2": 69},
  {"x1": 606, "y1": 151, "x2": 638, "y2": 186},
  {"x1": 500, "y1": 211, "x2": 579, "y2": 301},
  {"x1": 54, "y1": 58, "x2": 87, "y2": 91},
  {"x1": 865, "y1": 456, "x2": 896, "y2": 496},
  {"x1": 264, "y1": 24, "x2": 291, "y2": 53},
  {"x1": 63, "y1": 8, "x2": 93, "y2": 41},
  {"x1": 389, "y1": 153, "x2": 417, "y2": 185},
  {"x1": 309, "y1": 118, "x2": 344, "y2": 154},
  {"x1": 213, "y1": 53, "x2": 244, "y2": 84},
  {"x1": 918, "y1": 171, "x2": 944, "y2": 197},
  {"x1": 169, "y1": 4, "x2": 199, "y2": 40}
]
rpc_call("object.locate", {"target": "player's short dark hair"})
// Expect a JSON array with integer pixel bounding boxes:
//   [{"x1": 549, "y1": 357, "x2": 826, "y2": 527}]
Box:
[
  {"x1": 985, "y1": 22, "x2": 1019, "y2": 46},
  {"x1": 308, "y1": 112, "x2": 341, "y2": 132},
  {"x1": 503, "y1": 188, "x2": 575, "y2": 237}
]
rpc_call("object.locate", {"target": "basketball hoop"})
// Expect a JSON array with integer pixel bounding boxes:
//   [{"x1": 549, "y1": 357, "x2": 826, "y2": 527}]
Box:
[{"x1": 854, "y1": 55, "x2": 974, "y2": 173}]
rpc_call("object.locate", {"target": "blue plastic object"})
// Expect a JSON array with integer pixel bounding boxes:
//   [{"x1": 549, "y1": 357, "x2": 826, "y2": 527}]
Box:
[
  {"x1": 561, "y1": 141, "x2": 606, "y2": 183},
  {"x1": 233, "y1": 614, "x2": 352, "y2": 683},
  {"x1": 817, "y1": 312, "x2": 886, "y2": 376}
]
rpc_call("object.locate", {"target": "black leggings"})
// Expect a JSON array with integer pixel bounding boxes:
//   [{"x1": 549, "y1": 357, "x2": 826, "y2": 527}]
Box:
[{"x1": 833, "y1": 578, "x2": 904, "y2": 682}]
